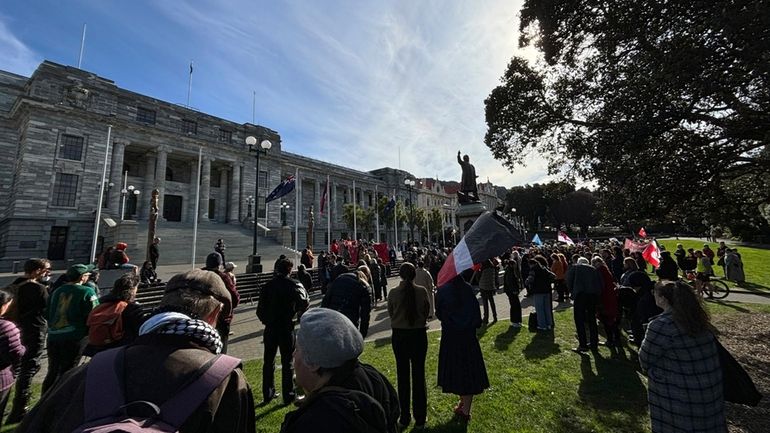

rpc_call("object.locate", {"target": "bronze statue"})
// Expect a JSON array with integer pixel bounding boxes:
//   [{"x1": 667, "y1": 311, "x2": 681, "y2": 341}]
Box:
[{"x1": 457, "y1": 151, "x2": 479, "y2": 203}]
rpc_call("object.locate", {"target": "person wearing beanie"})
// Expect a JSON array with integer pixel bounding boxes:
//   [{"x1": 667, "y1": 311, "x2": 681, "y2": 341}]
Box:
[
  {"x1": 202, "y1": 252, "x2": 239, "y2": 353},
  {"x1": 280, "y1": 308, "x2": 399, "y2": 433},
  {"x1": 257, "y1": 258, "x2": 309, "y2": 405},
  {"x1": 17, "y1": 270, "x2": 256, "y2": 433}
]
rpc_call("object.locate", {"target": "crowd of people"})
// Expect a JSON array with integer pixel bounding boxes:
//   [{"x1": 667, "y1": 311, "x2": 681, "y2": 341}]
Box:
[{"x1": 0, "y1": 232, "x2": 752, "y2": 431}]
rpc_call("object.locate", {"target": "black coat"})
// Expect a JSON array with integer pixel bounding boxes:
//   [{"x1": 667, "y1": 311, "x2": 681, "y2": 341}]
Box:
[
  {"x1": 280, "y1": 362, "x2": 399, "y2": 433},
  {"x1": 321, "y1": 273, "x2": 371, "y2": 337},
  {"x1": 257, "y1": 275, "x2": 309, "y2": 328}
]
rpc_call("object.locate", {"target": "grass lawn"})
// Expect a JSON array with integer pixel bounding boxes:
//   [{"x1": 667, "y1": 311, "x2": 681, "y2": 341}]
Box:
[
  {"x1": 657, "y1": 238, "x2": 770, "y2": 294},
  {"x1": 6, "y1": 302, "x2": 768, "y2": 433}
]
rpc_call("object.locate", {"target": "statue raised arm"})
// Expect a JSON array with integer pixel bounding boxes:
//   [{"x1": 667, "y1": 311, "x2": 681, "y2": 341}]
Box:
[{"x1": 457, "y1": 151, "x2": 479, "y2": 202}]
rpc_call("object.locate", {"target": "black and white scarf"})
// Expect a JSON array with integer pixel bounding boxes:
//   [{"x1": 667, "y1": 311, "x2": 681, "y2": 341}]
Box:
[{"x1": 138, "y1": 312, "x2": 223, "y2": 354}]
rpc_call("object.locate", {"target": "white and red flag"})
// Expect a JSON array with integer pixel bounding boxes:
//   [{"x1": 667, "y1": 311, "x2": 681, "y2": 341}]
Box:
[
  {"x1": 638, "y1": 227, "x2": 647, "y2": 238},
  {"x1": 642, "y1": 240, "x2": 661, "y2": 268},
  {"x1": 437, "y1": 212, "x2": 523, "y2": 287},
  {"x1": 557, "y1": 231, "x2": 574, "y2": 245}
]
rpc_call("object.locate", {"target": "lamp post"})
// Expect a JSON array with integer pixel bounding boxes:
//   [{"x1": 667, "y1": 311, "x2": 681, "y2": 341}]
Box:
[
  {"x1": 280, "y1": 202, "x2": 290, "y2": 226},
  {"x1": 245, "y1": 135, "x2": 272, "y2": 273},
  {"x1": 120, "y1": 170, "x2": 141, "y2": 221},
  {"x1": 404, "y1": 178, "x2": 415, "y2": 243}
]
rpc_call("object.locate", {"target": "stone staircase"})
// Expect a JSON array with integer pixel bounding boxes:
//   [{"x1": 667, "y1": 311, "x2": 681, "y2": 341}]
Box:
[{"x1": 130, "y1": 221, "x2": 293, "y2": 268}]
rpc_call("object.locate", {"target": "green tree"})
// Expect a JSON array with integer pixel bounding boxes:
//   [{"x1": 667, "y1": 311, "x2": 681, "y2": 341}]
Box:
[
  {"x1": 485, "y1": 0, "x2": 770, "y2": 237},
  {"x1": 342, "y1": 204, "x2": 374, "y2": 237},
  {"x1": 428, "y1": 208, "x2": 443, "y2": 242}
]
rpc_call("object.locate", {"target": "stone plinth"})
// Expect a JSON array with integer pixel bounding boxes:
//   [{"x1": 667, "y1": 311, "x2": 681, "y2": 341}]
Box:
[
  {"x1": 456, "y1": 202, "x2": 487, "y2": 238},
  {"x1": 280, "y1": 226, "x2": 292, "y2": 246}
]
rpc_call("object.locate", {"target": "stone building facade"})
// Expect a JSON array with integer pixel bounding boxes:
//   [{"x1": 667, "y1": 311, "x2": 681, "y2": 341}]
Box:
[{"x1": 0, "y1": 61, "x2": 503, "y2": 271}]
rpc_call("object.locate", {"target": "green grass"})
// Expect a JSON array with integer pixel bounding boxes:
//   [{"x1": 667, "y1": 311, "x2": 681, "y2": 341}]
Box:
[
  {"x1": 4, "y1": 302, "x2": 768, "y2": 433},
  {"x1": 657, "y1": 238, "x2": 770, "y2": 294}
]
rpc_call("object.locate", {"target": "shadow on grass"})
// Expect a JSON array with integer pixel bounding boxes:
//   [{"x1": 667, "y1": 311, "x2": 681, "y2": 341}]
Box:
[
  {"x1": 709, "y1": 300, "x2": 751, "y2": 313},
  {"x1": 373, "y1": 336, "x2": 393, "y2": 347},
  {"x1": 523, "y1": 331, "x2": 560, "y2": 360},
  {"x1": 734, "y1": 281, "x2": 770, "y2": 293},
  {"x1": 254, "y1": 402, "x2": 285, "y2": 422},
  {"x1": 574, "y1": 350, "x2": 648, "y2": 432},
  {"x1": 493, "y1": 325, "x2": 521, "y2": 351},
  {"x1": 422, "y1": 416, "x2": 469, "y2": 433}
]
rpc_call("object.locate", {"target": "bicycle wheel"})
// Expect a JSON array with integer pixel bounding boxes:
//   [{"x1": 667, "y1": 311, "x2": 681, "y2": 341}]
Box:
[{"x1": 707, "y1": 280, "x2": 730, "y2": 299}]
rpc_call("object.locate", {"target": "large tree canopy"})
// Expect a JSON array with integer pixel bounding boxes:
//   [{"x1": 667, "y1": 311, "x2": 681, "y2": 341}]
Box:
[{"x1": 485, "y1": 0, "x2": 770, "y2": 236}]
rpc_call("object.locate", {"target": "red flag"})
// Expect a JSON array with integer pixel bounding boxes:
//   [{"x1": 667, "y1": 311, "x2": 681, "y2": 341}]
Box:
[
  {"x1": 638, "y1": 227, "x2": 647, "y2": 238},
  {"x1": 642, "y1": 240, "x2": 661, "y2": 268},
  {"x1": 320, "y1": 179, "x2": 328, "y2": 215}
]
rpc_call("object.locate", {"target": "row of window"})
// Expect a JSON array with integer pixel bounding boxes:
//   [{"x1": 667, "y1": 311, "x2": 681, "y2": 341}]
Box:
[{"x1": 136, "y1": 107, "x2": 233, "y2": 143}]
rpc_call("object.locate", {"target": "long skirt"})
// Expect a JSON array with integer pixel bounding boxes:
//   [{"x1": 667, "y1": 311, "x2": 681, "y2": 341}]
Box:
[{"x1": 437, "y1": 328, "x2": 489, "y2": 395}]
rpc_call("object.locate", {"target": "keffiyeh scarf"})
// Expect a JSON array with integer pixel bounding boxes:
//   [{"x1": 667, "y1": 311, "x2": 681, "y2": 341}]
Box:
[{"x1": 139, "y1": 311, "x2": 223, "y2": 354}]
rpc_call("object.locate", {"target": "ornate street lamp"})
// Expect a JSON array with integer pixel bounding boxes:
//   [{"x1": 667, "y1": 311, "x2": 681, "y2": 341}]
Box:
[
  {"x1": 280, "y1": 202, "x2": 290, "y2": 226},
  {"x1": 245, "y1": 135, "x2": 272, "y2": 273}
]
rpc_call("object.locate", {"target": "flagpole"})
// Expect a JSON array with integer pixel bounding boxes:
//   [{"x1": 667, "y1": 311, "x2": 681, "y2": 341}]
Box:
[
  {"x1": 326, "y1": 175, "x2": 331, "y2": 252},
  {"x1": 90, "y1": 124, "x2": 111, "y2": 263},
  {"x1": 252, "y1": 90, "x2": 256, "y2": 124},
  {"x1": 77, "y1": 23, "x2": 86, "y2": 69},
  {"x1": 186, "y1": 61, "x2": 193, "y2": 108},
  {"x1": 394, "y1": 189, "x2": 398, "y2": 252},
  {"x1": 353, "y1": 180, "x2": 357, "y2": 241},
  {"x1": 294, "y1": 167, "x2": 299, "y2": 264},
  {"x1": 375, "y1": 185, "x2": 380, "y2": 243},
  {"x1": 192, "y1": 147, "x2": 202, "y2": 268}
]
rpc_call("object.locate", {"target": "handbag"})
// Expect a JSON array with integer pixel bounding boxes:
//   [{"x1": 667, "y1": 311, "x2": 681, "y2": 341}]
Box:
[{"x1": 716, "y1": 339, "x2": 762, "y2": 406}]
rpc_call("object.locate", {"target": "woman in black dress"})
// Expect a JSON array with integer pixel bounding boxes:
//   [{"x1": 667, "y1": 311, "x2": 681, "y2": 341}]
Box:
[{"x1": 436, "y1": 272, "x2": 489, "y2": 422}]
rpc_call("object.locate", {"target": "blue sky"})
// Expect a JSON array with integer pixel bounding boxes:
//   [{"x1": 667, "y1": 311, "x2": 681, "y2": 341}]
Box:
[{"x1": 0, "y1": 0, "x2": 548, "y2": 187}]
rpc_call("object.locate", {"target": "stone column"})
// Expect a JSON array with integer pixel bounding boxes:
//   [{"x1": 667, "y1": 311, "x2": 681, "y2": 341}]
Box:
[
  {"x1": 140, "y1": 152, "x2": 156, "y2": 219},
  {"x1": 108, "y1": 139, "x2": 127, "y2": 214},
  {"x1": 187, "y1": 160, "x2": 197, "y2": 223},
  {"x1": 229, "y1": 163, "x2": 240, "y2": 223},
  {"x1": 155, "y1": 147, "x2": 168, "y2": 218},
  {"x1": 199, "y1": 157, "x2": 211, "y2": 221},
  {"x1": 218, "y1": 167, "x2": 228, "y2": 223}
]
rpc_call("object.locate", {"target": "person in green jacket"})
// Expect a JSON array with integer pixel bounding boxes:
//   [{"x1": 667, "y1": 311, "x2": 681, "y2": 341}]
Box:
[{"x1": 41, "y1": 264, "x2": 99, "y2": 393}]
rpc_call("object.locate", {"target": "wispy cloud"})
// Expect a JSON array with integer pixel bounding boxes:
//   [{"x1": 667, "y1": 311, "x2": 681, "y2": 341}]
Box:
[
  {"x1": 0, "y1": 15, "x2": 41, "y2": 76},
  {"x1": 3, "y1": 1, "x2": 553, "y2": 188}
]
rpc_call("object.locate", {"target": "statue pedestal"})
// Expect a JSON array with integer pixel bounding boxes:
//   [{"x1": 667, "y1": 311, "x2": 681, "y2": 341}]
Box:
[
  {"x1": 280, "y1": 226, "x2": 292, "y2": 246},
  {"x1": 455, "y1": 202, "x2": 487, "y2": 238}
]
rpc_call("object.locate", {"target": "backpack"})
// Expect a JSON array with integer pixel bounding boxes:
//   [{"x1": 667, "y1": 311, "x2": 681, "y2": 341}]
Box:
[
  {"x1": 73, "y1": 347, "x2": 241, "y2": 433},
  {"x1": 87, "y1": 301, "x2": 128, "y2": 346}
]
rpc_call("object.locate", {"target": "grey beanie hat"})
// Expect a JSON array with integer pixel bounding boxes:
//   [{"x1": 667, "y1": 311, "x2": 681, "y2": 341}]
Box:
[{"x1": 296, "y1": 308, "x2": 364, "y2": 368}]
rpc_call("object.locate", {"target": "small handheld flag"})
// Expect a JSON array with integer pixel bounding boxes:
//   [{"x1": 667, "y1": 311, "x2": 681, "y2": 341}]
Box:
[
  {"x1": 638, "y1": 227, "x2": 647, "y2": 238},
  {"x1": 557, "y1": 231, "x2": 574, "y2": 245},
  {"x1": 266, "y1": 175, "x2": 296, "y2": 203},
  {"x1": 531, "y1": 233, "x2": 543, "y2": 246},
  {"x1": 642, "y1": 240, "x2": 661, "y2": 268}
]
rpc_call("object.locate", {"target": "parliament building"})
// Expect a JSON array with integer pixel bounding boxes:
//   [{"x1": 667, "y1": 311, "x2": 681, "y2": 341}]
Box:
[{"x1": 0, "y1": 61, "x2": 502, "y2": 271}]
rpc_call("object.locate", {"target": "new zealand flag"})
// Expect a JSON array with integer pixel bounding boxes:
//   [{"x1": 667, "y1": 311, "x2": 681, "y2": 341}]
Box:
[
  {"x1": 265, "y1": 175, "x2": 296, "y2": 203},
  {"x1": 383, "y1": 196, "x2": 396, "y2": 214}
]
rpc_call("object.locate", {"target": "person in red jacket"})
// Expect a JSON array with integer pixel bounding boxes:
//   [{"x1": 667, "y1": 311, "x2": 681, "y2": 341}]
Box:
[{"x1": 592, "y1": 256, "x2": 620, "y2": 347}]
